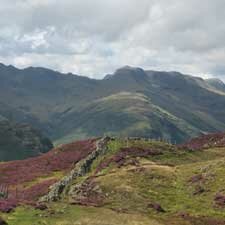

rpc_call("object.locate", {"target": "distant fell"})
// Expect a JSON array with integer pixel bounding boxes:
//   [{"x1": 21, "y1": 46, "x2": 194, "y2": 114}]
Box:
[{"x1": 0, "y1": 63, "x2": 225, "y2": 145}]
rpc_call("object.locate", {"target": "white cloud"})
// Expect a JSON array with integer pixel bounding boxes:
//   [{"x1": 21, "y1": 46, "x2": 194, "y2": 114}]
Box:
[{"x1": 0, "y1": 0, "x2": 225, "y2": 80}]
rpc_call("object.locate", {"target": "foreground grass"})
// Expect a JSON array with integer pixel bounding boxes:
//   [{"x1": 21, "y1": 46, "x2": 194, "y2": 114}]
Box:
[
  {"x1": 1, "y1": 139, "x2": 225, "y2": 225},
  {"x1": 2, "y1": 205, "x2": 163, "y2": 225}
]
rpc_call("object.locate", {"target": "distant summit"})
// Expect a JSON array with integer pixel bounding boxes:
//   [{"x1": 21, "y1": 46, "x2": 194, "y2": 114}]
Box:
[
  {"x1": 206, "y1": 78, "x2": 225, "y2": 92},
  {"x1": 104, "y1": 66, "x2": 146, "y2": 80}
]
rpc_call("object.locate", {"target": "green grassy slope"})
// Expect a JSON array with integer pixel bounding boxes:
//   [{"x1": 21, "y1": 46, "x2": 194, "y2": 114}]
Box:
[
  {"x1": 54, "y1": 92, "x2": 199, "y2": 145},
  {"x1": 1, "y1": 137, "x2": 225, "y2": 225}
]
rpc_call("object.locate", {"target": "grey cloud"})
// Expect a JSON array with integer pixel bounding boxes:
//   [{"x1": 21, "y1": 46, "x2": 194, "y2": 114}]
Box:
[
  {"x1": 0, "y1": 0, "x2": 224, "y2": 80},
  {"x1": 132, "y1": 0, "x2": 225, "y2": 53}
]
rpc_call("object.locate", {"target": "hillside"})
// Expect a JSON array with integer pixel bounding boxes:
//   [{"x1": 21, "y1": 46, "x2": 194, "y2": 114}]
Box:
[
  {"x1": 55, "y1": 92, "x2": 199, "y2": 145},
  {"x1": 0, "y1": 120, "x2": 53, "y2": 161},
  {"x1": 1, "y1": 135, "x2": 225, "y2": 224},
  {"x1": 1, "y1": 63, "x2": 225, "y2": 144}
]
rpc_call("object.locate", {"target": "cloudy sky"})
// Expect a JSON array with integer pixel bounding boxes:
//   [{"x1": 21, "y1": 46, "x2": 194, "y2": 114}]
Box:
[{"x1": 0, "y1": 0, "x2": 225, "y2": 79}]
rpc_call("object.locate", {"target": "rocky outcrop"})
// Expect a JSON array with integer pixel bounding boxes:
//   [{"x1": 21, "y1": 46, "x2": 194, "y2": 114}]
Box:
[
  {"x1": 68, "y1": 178, "x2": 104, "y2": 207},
  {"x1": 39, "y1": 137, "x2": 111, "y2": 202}
]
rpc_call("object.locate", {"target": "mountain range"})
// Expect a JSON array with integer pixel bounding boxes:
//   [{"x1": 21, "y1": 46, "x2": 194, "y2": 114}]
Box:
[{"x1": 0, "y1": 63, "x2": 225, "y2": 146}]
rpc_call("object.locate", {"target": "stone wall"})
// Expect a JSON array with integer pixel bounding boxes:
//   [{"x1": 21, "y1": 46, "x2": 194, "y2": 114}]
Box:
[{"x1": 39, "y1": 137, "x2": 111, "y2": 202}]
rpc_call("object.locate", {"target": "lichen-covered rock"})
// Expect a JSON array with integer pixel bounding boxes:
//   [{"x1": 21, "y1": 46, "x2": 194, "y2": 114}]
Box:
[{"x1": 69, "y1": 178, "x2": 104, "y2": 207}]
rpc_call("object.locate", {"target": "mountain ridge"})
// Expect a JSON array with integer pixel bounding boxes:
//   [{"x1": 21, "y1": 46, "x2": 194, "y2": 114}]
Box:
[{"x1": 0, "y1": 63, "x2": 225, "y2": 145}]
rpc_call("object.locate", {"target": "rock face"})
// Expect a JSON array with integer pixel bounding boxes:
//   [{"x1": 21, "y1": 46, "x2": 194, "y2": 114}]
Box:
[
  {"x1": 69, "y1": 178, "x2": 104, "y2": 207},
  {"x1": 39, "y1": 137, "x2": 111, "y2": 202},
  {"x1": 0, "y1": 120, "x2": 53, "y2": 161}
]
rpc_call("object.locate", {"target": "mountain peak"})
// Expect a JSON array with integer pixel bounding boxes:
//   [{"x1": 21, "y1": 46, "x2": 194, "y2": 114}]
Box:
[
  {"x1": 206, "y1": 78, "x2": 224, "y2": 85},
  {"x1": 116, "y1": 65, "x2": 145, "y2": 73},
  {"x1": 103, "y1": 66, "x2": 147, "y2": 80},
  {"x1": 206, "y1": 78, "x2": 225, "y2": 92},
  {"x1": 112, "y1": 66, "x2": 147, "y2": 79},
  {"x1": 0, "y1": 62, "x2": 17, "y2": 70}
]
